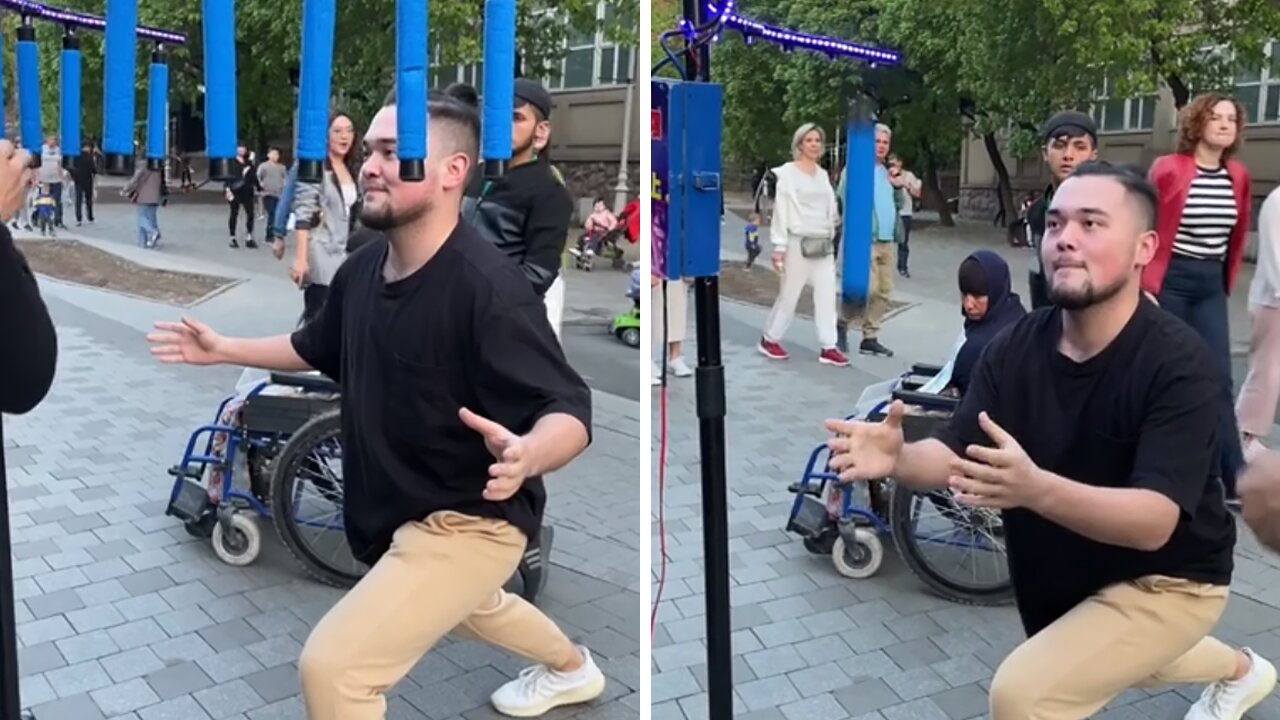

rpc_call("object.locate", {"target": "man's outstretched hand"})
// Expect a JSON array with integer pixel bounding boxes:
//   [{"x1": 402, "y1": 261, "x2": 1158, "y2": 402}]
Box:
[
  {"x1": 826, "y1": 400, "x2": 907, "y2": 482},
  {"x1": 147, "y1": 316, "x2": 225, "y2": 365},
  {"x1": 460, "y1": 408, "x2": 534, "y2": 501}
]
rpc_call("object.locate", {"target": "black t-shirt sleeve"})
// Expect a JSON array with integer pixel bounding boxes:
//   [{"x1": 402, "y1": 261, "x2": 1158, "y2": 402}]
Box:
[
  {"x1": 1129, "y1": 349, "x2": 1219, "y2": 514},
  {"x1": 474, "y1": 290, "x2": 592, "y2": 443},
  {"x1": 520, "y1": 184, "x2": 573, "y2": 296},
  {"x1": 934, "y1": 329, "x2": 1006, "y2": 456},
  {"x1": 0, "y1": 224, "x2": 57, "y2": 414},
  {"x1": 289, "y1": 265, "x2": 347, "y2": 381}
]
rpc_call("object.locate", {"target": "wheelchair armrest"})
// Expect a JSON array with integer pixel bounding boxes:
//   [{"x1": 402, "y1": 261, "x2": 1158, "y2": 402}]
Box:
[
  {"x1": 910, "y1": 363, "x2": 945, "y2": 377},
  {"x1": 891, "y1": 389, "x2": 959, "y2": 412},
  {"x1": 269, "y1": 371, "x2": 340, "y2": 395}
]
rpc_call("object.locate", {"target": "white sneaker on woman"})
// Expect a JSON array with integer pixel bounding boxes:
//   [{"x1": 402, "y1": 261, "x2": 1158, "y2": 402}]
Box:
[{"x1": 668, "y1": 357, "x2": 692, "y2": 377}]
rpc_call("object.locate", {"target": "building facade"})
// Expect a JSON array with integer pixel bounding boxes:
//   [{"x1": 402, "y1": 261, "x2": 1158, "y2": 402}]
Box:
[{"x1": 958, "y1": 40, "x2": 1280, "y2": 229}]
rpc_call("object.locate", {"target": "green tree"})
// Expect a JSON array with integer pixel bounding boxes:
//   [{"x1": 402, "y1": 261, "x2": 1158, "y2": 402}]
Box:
[{"x1": 14, "y1": 0, "x2": 633, "y2": 154}]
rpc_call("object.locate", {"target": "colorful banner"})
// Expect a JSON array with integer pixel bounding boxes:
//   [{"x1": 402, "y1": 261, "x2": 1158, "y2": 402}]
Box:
[{"x1": 651, "y1": 79, "x2": 670, "y2": 280}]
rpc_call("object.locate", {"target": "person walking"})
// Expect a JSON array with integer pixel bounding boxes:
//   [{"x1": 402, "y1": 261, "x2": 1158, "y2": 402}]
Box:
[
  {"x1": 225, "y1": 145, "x2": 259, "y2": 248},
  {"x1": 1146, "y1": 92, "x2": 1252, "y2": 504},
  {"x1": 257, "y1": 147, "x2": 288, "y2": 245},
  {"x1": 888, "y1": 154, "x2": 921, "y2": 278},
  {"x1": 148, "y1": 88, "x2": 606, "y2": 720},
  {"x1": 38, "y1": 134, "x2": 65, "y2": 228},
  {"x1": 1236, "y1": 184, "x2": 1280, "y2": 462},
  {"x1": 652, "y1": 273, "x2": 692, "y2": 385},
  {"x1": 69, "y1": 141, "x2": 96, "y2": 225},
  {"x1": 122, "y1": 162, "x2": 165, "y2": 249},
  {"x1": 757, "y1": 122, "x2": 848, "y2": 367}
]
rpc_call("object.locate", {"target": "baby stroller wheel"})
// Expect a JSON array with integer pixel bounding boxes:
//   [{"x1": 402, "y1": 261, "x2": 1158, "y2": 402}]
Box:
[
  {"x1": 211, "y1": 512, "x2": 262, "y2": 567},
  {"x1": 831, "y1": 528, "x2": 883, "y2": 579},
  {"x1": 619, "y1": 327, "x2": 640, "y2": 348}
]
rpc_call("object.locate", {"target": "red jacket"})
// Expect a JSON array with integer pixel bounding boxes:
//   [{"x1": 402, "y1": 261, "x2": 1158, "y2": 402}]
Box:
[
  {"x1": 1145, "y1": 153, "x2": 1252, "y2": 296},
  {"x1": 624, "y1": 199, "x2": 640, "y2": 243}
]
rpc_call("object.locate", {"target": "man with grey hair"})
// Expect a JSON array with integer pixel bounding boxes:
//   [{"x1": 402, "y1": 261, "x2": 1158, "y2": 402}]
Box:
[
  {"x1": 837, "y1": 122, "x2": 902, "y2": 357},
  {"x1": 147, "y1": 89, "x2": 606, "y2": 719}
]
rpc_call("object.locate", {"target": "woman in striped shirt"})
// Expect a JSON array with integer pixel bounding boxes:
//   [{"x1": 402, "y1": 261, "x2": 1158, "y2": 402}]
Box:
[{"x1": 1147, "y1": 92, "x2": 1253, "y2": 503}]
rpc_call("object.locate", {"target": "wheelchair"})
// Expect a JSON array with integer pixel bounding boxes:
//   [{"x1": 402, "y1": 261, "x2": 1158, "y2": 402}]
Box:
[
  {"x1": 785, "y1": 363, "x2": 1014, "y2": 606},
  {"x1": 163, "y1": 371, "x2": 553, "y2": 603}
]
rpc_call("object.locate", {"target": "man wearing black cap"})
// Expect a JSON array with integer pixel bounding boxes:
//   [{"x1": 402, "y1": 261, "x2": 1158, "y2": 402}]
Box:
[
  {"x1": 1026, "y1": 110, "x2": 1099, "y2": 309},
  {"x1": 457, "y1": 78, "x2": 575, "y2": 339}
]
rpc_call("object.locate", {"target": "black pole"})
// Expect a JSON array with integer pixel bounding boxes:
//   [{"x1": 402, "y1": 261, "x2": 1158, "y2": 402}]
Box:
[
  {"x1": 679, "y1": 0, "x2": 733, "y2": 717},
  {"x1": 0, "y1": 450, "x2": 20, "y2": 720}
]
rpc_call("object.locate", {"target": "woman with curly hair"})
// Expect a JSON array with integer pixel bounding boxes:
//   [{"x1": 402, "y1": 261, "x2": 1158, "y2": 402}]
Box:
[{"x1": 1147, "y1": 92, "x2": 1253, "y2": 503}]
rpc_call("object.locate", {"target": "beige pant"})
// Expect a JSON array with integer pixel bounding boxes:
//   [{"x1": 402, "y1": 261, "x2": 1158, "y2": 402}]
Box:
[
  {"x1": 298, "y1": 512, "x2": 578, "y2": 720},
  {"x1": 1237, "y1": 304, "x2": 1280, "y2": 437},
  {"x1": 853, "y1": 242, "x2": 895, "y2": 338},
  {"x1": 653, "y1": 278, "x2": 688, "y2": 348},
  {"x1": 990, "y1": 575, "x2": 1236, "y2": 719},
  {"x1": 764, "y1": 237, "x2": 838, "y2": 348}
]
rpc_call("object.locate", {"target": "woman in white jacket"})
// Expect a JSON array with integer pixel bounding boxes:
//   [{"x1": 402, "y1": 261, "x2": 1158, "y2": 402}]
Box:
[
  {"x1": 1238, "y1": 186, "x2": 1280, "y2": 460},
  {"x1": 758, "y1": 123, "x2": 848, "y2": 366}
]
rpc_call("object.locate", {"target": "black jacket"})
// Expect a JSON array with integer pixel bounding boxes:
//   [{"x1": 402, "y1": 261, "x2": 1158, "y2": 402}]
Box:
[
  {"x1": 462, "y1": 162, "x2": 573, "y2": 297},
  {"x1": 0, "y1": 224, "x2": 57, "y2": 415}
]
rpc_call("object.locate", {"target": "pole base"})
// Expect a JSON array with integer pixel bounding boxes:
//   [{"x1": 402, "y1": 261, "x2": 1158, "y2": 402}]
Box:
[
  {"x1": 297, "y1": 159, "x2": 324, "y2": 184},
  {"x1": 104, "y1": 153, "x2": 134, "y2": 177},
  {"x1": 482, "y1": 159, "x2": 506, "y2": 180},
  {"x1": 400, "y1": 158, "x2": 425, "y2": 182},
  {"x1": 208, "y1": 157, "x2": 237, "y2": 182},
  {"x1": 147, "y1": 157, "x2": 165, "y2": 171}
]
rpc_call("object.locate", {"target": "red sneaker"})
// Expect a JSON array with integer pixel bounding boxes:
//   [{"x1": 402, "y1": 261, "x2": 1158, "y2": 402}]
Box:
[
  {"x1": 758, "y1": 338, "x2": 790, "y2": 360},
  {"x1": 819, "y1": 347, "x2": 850, "y2": 367}
]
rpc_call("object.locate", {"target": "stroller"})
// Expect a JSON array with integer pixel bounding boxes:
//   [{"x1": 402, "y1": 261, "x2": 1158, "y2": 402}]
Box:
[
  {"x1": 610, "y1": 264, "x2": 641, "y2": 347},
  {"x1": 573, "y1": 204, "x2": 634, "y2": 272}
]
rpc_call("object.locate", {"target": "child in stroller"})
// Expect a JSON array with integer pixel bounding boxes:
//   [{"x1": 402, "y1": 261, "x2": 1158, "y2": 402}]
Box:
[
  {"x1": 33, "y1": 184, "x2": 58, "y2": 238},
  {"x1": 572, "y1": 199, "x2": 625, "y2": 270}
]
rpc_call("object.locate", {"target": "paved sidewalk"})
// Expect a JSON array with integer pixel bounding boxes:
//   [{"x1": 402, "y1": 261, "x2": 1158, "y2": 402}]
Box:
[
  {"x1": 5, "y1": 275, "x2": 640, "y2": 714},
  {"x1": 651, "y1": 218, "x2": 1280, "y2": 719}
]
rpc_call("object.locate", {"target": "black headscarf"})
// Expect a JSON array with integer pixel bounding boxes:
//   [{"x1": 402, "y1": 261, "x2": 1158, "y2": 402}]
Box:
[{"x1": 951, "y1": 250, "x2": 1026, "y2": 394}]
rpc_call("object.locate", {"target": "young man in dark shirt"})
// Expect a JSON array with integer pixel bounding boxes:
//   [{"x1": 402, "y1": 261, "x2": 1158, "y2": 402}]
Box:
[
  {"x1": 459, "y1": 79, "x2": 574, "y2": 338},
  {"x1": 826, "y1": 162, "x2": 1275, "y2": 719},
  {"x1": 147, "y1": 92, "x2": 605, "y2": 719},
  {"x1": 1026, "y1": 111, "x2": 1098, "y2": 310}
]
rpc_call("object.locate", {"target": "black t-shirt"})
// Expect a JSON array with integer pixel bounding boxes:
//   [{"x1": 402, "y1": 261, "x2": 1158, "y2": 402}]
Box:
[
  {"x1": 290, "y1": 221, "x2": 593, "y2": 564},
  {"x1": 935, "y1": 300, "x2": 1235, "y2": 636}
]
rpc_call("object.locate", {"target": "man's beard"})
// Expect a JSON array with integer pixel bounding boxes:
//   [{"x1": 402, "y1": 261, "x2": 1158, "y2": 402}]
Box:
[
  {"x1": 1047, "y1": 270, "x2": 1127, "y2": 310},
  {"x1": 360, "y1": 196, "x2": 430, "y2": 231},
  {"x1": 513, "y1": 132, "x2": 536, "y2": 160}
]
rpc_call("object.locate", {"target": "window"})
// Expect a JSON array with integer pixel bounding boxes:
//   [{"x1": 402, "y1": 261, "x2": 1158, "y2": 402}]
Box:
[
  {"x1": 548, "y1": 0, "x2": 635, "y2": 90},
  {"x1": 1091, "y1": 77, "x2": 1157, "y2": 132},
  {"x1": 1233, "y1": 41, "x2": 1280, "y2": 124}
]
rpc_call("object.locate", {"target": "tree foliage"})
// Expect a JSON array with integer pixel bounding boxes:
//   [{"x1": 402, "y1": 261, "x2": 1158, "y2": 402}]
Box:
[{"x1": 10, "y1": 0, "x2": 633, "y2": 151}]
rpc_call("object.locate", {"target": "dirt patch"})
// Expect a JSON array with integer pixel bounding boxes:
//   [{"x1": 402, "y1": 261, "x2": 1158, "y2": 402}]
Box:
[
  {"x1": 17, "y1": 239, "x2": 235, "y2": 306},
  {"x1": 718, "y1": 260, "x2": 909, "y2": 319}
]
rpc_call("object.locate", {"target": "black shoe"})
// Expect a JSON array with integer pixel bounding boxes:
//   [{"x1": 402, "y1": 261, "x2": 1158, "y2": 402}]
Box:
[
  {"x1": 899, "y1": 269, "x2": 911, "y2": 278},
  {"x1": 245, "y1": 239, "x2": 259, "y2": 249},
  {"x1": 860, "y1": 338, "x2": 894, "y2": 357},
  {"x1": 229, "y1": 238, "x2": 239, "y2": 248}
]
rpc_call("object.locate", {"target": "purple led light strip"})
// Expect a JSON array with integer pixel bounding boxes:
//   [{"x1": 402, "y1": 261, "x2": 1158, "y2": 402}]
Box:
[
  {"x1": 2, "y1": 0, "x2": 187, "y2": 44},
  {"x1": 707, "y1": 0, "x2": 900, "y2": 64}
]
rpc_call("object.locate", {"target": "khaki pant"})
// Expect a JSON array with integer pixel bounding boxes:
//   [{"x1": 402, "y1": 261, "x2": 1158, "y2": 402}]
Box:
[
  {"x1": 990, "y1": 575, "x2": 1237, "y2": 719},
  {"x1": 298, "y1": 511, "x2": 579, "y2": 720},
  {"x1": 854, "y1": 243, "x2": 895, "y2": 338},
  {"x1": 1237, "y1": 304, "x2": 1280, "y2": 437},
  {"x1": 653, "y1": 278, "x2": 689, "y2": 348}
]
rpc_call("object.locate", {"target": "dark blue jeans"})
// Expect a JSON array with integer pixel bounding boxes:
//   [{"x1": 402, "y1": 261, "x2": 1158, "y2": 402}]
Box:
[{"x1": 1157, "y1": 256, "x2": 1244, "y2": 496}]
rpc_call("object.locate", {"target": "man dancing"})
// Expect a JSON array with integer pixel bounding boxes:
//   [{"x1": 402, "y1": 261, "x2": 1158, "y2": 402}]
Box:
[
  {"x1": 148, "y1": 90, "x2": 605, "y2": 719},
  {"x1": 826, "y1": 162, "x2": 1275, "y2": 719}
]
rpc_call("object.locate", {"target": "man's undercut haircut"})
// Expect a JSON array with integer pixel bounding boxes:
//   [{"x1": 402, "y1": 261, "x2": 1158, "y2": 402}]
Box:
[
  {"x1": 380, "y1": 86, "x2": 481, "y2": 168},
  {"x1": 1068, "y1": 161, "x2": 1159, "y2": 232}
]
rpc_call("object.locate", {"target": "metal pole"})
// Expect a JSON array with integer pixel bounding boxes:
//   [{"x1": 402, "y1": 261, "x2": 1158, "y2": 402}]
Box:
[
  {"x1": 612, "y1": 51, "x2": 636, "y2": 214},
  {"x1": 679, "y1": 0, "x2": 733, "y2": 716},
  {"x1": 1, "y1": 442, "x2": 21, "y2": 720}
]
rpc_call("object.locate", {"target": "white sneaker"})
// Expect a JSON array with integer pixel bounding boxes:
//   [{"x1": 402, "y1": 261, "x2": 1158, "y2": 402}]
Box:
[
  {"x1": 490, "y1": 645, "x2": 606, "y2": 717},
  {"x1": 651, "y1": 361, "x2": 662, "y2": 386},
  {"x1": 668, "y1": 357, "x2": 693, "y2": 377},
  {"x1": 1185, "y1": 648, "x2": 1277, "y2": 720}
]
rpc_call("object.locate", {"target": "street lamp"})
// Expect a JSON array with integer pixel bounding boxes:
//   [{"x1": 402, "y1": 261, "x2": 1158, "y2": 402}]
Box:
[{"x1": 612, "y1": 50, "x2": 636, "y2": 213}]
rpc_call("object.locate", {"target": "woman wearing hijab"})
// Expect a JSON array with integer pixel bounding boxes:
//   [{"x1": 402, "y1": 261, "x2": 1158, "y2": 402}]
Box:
[{"x1": 949, "y1": 250, "x2": 1026, "y2": 395}]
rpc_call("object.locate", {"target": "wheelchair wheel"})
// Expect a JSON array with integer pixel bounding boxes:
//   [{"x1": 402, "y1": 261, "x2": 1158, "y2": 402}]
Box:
[
  {"x1": 888, "y1": 481, "x2": 1014, "y2": 605},
  {"x1": 831, "y1": 528, "x2": 883, "y2": 579},
  {"x1": 269, "y1": 409, "x2": 365, "y2": 588},
  {"x1": 211, "y1": 513, "x2": 262, "y2": 567}
]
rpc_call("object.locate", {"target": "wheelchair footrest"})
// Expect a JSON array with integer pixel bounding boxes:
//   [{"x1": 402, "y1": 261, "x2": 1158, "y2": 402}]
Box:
[
  {"x1": 166, "y1": 478, "x2": 214, "y2": 523},
  {"x1": 787, "y1": 482, "x2": 822, "y2": 497},
  {"x1": 786, "y1": 495, "x2": 830, "y2": 539},
  {"x1": 167, "y1": 465, "x2": 203, "y2": 481}
]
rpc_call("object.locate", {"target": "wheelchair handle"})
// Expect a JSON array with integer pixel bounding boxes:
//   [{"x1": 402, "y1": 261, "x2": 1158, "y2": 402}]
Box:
[
  {"x1": 890, "y1": 388, "x2": 959, "y2": 412},
  {"x1": 268, "y1": 372, "x2": 341, "y2": 395}
]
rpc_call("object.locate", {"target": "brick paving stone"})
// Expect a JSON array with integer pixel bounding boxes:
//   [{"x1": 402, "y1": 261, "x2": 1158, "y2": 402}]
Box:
[{"x1": 10, "y1": 287, "x2": 639, "y2": 719}]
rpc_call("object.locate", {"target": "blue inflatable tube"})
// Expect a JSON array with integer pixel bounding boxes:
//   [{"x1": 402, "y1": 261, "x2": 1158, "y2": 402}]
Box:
[
  {"x1": 202, "y1": 0, "x2": 237, "y2": 181},
  {"x1": 102, "y1": 0, "x2": 138, "y2": 175},
  {"x1": 60, "y1": 35, "x2": 81, "y2": 169},
  {"x1": 396, "y1": 0, "x2": 427, "y2": 181},
  {"x1": 147, "y1": 51, "x2": 168, "y2": 170},
  {"x1": 16, "y1": 26, "x2": 41, "y2": 162},
  {"x1": 482, "y1": 0, "x2": 516, "y2": 173},
  {"x1": 841, "y1": 98, "x2": 875, "y2": 307},
  {"x1": 297, "y1": 0, "x2": 336, "y2": 183}
]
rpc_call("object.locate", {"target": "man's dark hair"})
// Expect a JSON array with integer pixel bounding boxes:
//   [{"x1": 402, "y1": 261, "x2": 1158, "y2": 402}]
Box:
[
  {"x1": 381, "y1": 85, "x2": 481, "y2": 168},
  {"x1": 1068, "y1": 161, "x2": 1159, "y2": 232}
]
